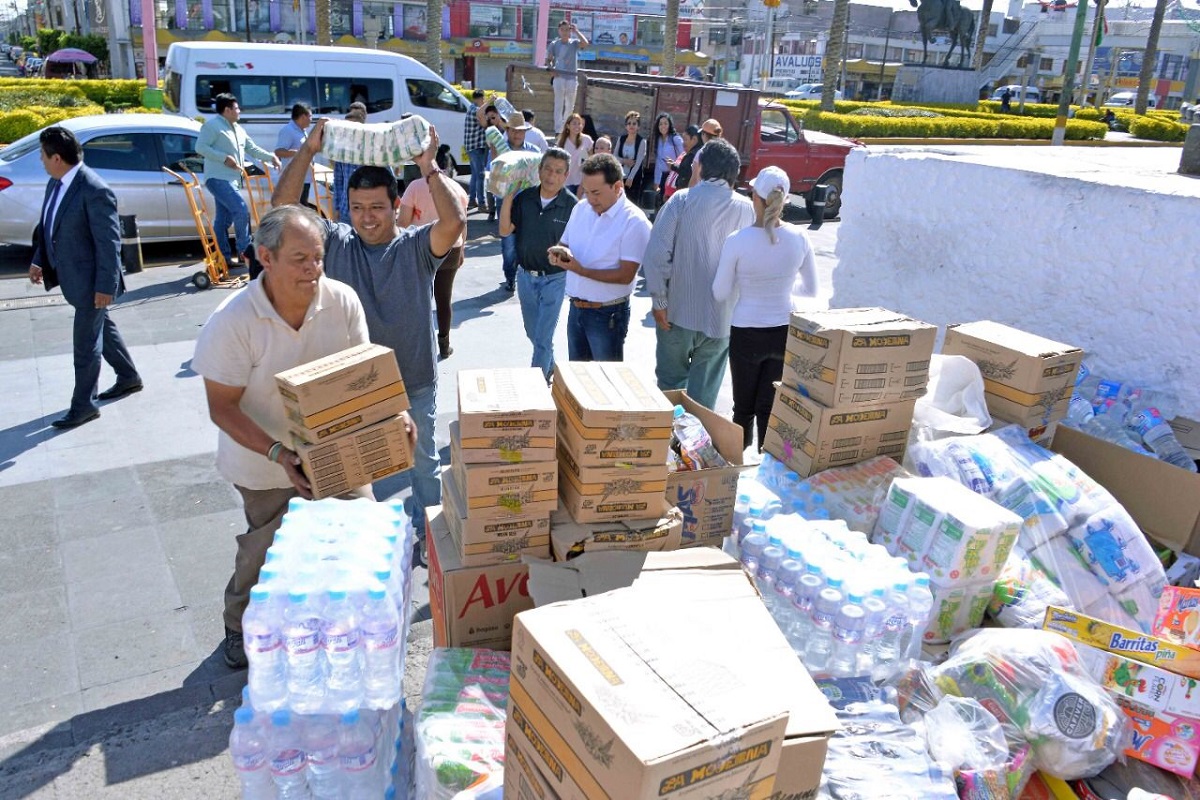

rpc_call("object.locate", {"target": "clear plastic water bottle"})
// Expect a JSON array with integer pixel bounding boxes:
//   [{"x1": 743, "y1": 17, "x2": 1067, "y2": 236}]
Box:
[
  {"x1": 858, "y1": 589, "x2": 889, "y2": 674},
  {"x1": 1083, "y1": 412, "x2": 1150, "y2": 454},
  {"x1": 269, "y1": 709, "x2": 311, "y2": 800},
  {"x1": 1128, "y1": 406, "x2": 1197, "y2": 472},
  {"x1": 739, "y1": 532, "x2": 767, "y2": 577},
  {"x1": 904, "y1": 574, "x2": 935, "y2": 659},
  {"x1": 771, "y1": 559, "x2": 802, "y2": 629},
  {"x1": 756, "y1": 543, "x2": 785, "y2": 602},
  {"x1": 304, "y1": 715, "x2": 342, "y2": 800},
  {"x1": 827, "y1": 602, "x2": 867, "y2": 678},
  {"x1": 1063, "y1": 394, "x2": 1095, "y2": 428},
  {"x1": 361, "y1": 586, "x2": 402, "y2": 708},
  {"x1": 283, "y1": 590, "x2": 325, "y2": 714},
  {"x1": 732, "y1": 492, "x2": 751, "y2": 540},
  {"x1": 339, "y1": 709, "x2": 379, "y2": 800},
  {"x1": 803, "y1": 587, "x2": 843, "y2": 672},
  {"x1": 873, "y1": 581, "x2": 911, "y2": 675},
  {"x1": 788, "y1": 570, "x2": 823, "y2": 650},
  {"x1": 244, "y1": 585, "x2": 287, "y2": 713},
  {"x1": 321, "y1": 587, "x2": 364, "y2": 713},
  {"x1": 671, "y1": 405, "x2": 728, "y2": 470},
  {"x1": 229, "y1": 706, "x2": 274, "y2": 799}
]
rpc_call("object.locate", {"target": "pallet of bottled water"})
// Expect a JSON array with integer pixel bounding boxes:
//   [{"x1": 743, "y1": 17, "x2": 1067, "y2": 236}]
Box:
[
  {"x1": 231, "y1": 685, "x2": 415, "y2": 799},
  {"x1": 243, "y1": 497, "x2": 417, "y2": 715}
]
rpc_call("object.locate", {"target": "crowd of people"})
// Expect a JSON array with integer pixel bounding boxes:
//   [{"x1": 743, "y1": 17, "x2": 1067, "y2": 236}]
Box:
[{"x1": 28, "y1": 71, "x2": 819, "y2": 669}]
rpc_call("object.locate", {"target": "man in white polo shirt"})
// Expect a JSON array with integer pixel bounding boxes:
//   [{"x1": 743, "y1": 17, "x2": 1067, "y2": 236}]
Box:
[{"x1": 548, "y1": 153, "x2": 652, "y2": 362}]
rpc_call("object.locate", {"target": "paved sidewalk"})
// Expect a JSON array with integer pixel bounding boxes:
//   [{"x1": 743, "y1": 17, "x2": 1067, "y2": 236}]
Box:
[{"x1": 0, "y1": 209, "x2": 839, "y2": 798}]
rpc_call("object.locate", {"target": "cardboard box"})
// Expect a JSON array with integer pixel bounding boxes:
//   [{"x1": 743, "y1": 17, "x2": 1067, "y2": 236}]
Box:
[
  {"x1": 1116, "y1": 703, "x2": 1200, "y2": 778},
  {"x1": 552, "y1": 361, "x2": 675, "y2": 430},
  {"x1": 557, "y1": 440, "x2": 668, "y2": 523},
  {"x1": 662, "y1": 390, "x2": 748, "y2": 547},
  {"x1": 441, "y1": 468, "x2": 551, "y2": 567},
  {"x1": 504, "y1": 730, "x2": 559, "y2": 800},
  {"x1": 556, "y1": 404, "x2": 671, "y2": 468},
  {"x1": 1076, "y1": 643, "x2": 1200, "y2": 721},
  {"x1": 448, "y1": 422, "x2": 558, "y2": 516},
  {"x1": 292, "y1": 414, "x2": 413, "y2": 500},
  {"x1": 780, "y1": 307, "x2": 937, "y2": 408},
  {"x1": 1051, "y1": 425, "x2": 1200, "y2": 555},
  {"x1": 1169, "y1": 415, "x2": 1200, "y2": 461},
  {"x1": 763, "y1": 383, "x2": 916, "y2": 478},
  {"x1": 511, "y1": 551, "x2": 837, "y2": 800},
  {"x1": 1043, "y1": 606, "x2": 1200, "y2": 679},
  {"x1": 1152, "y1": 586, "x2": 1200, "y2": 648},
  {"x1": 943, "y1": 321, "x2": 1083, "y2": 427},
  {"x1": 549, "y1": 507, "x2": 684, "y2": 561},
  {"x1": 287, "y1": 390, "x2": 411, "y2": 444},
  {"x1": 276, "y1": 343, "x2": 408, "y2": 424},
  {"x1": 457, "y1": 368, "x2": 558, "y2": 464},
  {"x1": 426, "y1": 506, "x2": 534, "y2": 650}
]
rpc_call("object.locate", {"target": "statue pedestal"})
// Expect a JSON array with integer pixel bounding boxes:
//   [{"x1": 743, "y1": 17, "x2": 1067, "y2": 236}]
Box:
[{"x1": 893, "y1": 65, "x2": 981, "y2": 105}]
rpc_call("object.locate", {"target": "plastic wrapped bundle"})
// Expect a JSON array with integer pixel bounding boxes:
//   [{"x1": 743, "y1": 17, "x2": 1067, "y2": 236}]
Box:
[
  {"x1": 321, "y1": 115, "x2": 431, "y2": 167},
  {"x1": 932, "y1": 628, "x2": 1130, "y2": 781},
  {"x1": 989, "y1": 544, "x2": 1073, "y2": 630},
  {"x1": 415, "y1": 648, "x2": 510, "y2": 800},
  {"x1": 486, "y1": 150, "x2": 542, "y2": 198},
  {"x1": 924, "y1": 696, "x2": 1035, "y2": 800}
]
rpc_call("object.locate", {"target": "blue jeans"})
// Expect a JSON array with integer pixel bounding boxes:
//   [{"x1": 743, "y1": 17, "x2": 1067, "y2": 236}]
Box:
[
  {"x1": 407, "y1": 382, "x2": 441, "y2": 536},
  {"x1": 566, "y1": 300, "x2": 630, "y2": 362},
  {"x1": 71, "y1": 304, "x2": 139, "y2": 417},
  {"x1": 654, "y1": 324, "x2": 730, "y2": 411},
  {"x1": 205, "y1": 177, "x2": 250, "y2": 265},
  {"x1": 501, "y1": 233, "x2": 518, "y2": 286},
  {"x1": 518, "y1": 270, "x2": 566, "y2": 381},
  {"x1": 467, "y1": 148, "x2": 489, "y2": 206}
]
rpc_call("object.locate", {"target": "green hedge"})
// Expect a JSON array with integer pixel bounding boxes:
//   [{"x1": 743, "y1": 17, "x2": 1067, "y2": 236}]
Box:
[
  {"x1": 1128, "y1": 115, "x2": 1189, "y2": 142},
  {"x1": 0, "y1": 78, "x2": 143, "y2": 110},
  {"x1": 0, "y1": 103, "x2": 102, "y2": 142},
  {"x1": 794, "y1": 107, "x2": 1106, "y2": 140}
]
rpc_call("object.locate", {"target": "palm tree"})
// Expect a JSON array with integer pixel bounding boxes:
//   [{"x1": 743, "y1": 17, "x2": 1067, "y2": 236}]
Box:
[
  {"x1": 1134, "y1": 0, "x2": 1166, "y2": 114},
  {"x1": 972, "y1": 0, "x2": 994, "y2": 70},
  {"x1": 822, "y1": 0, "x2": 849, "y2": 111},
  {"x1": 426, "y1": 0, "x2": 443, "y2": 75},
  {"x1": 315, "y1": 0, "x2": 330, "y2": 46},
  {"x1": 663, "y1": 0, "x2": 680, "y2": 77}
]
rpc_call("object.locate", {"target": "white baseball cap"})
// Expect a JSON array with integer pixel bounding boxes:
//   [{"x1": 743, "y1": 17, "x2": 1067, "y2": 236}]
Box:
[{"x1": 750, "y1": 166, "x2": 789, "y2": 200}]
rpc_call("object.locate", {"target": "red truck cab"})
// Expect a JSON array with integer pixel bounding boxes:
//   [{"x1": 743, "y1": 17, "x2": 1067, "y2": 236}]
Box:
[{"x1": 753, "y1": 102, "x2": 863, "y2": 218}]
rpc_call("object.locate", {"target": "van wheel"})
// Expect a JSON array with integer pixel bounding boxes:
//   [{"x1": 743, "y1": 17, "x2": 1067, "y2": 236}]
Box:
[{"x1": 806, "y1": 174, "x2": 843, "y2": 219}]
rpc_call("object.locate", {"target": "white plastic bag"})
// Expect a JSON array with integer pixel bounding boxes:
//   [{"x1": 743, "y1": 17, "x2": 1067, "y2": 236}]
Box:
[{"x1": 913, "y1": 354, "x2": 992, "y2": 438}]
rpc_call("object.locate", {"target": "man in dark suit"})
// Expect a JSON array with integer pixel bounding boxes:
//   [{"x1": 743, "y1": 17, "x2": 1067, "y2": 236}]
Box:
[{"x1": 29, "y1": 126, "x2": 142, "y2": 429}]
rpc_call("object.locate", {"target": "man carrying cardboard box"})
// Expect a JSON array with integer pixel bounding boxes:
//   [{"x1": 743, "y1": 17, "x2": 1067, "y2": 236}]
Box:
[{"x1": 193, "y1": 205, "x2": 418, "y2": 670}]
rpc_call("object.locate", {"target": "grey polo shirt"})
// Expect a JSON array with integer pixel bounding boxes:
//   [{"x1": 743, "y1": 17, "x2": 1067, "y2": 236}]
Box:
[{"x1": 511, "y1": 186, "x2": 577, "y2": 274}]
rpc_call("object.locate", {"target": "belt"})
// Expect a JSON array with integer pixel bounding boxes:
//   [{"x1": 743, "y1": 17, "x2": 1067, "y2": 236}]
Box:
[
  {"x1": 570, "y1": 296, "x2": 629, "y2": 309},
  {"x1": 522, "y1": 267, "x2": 562, "y2": 277}
]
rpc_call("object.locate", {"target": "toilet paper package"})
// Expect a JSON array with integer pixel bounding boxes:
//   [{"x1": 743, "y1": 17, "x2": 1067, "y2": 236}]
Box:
[
  {"x1": 1028, "y1": 535, "x2": 1110, "y2": 611},
  {"x1": 926, "y1": 581, "x2": 995, "y2": 644},
  {"x1": 486, "y1": 151, "x2": 543, "y2": 198},
  {"x1": 1065, "y1": 505, "x2": 1157, "y2": 592},
  {"x1": 989, "y1": 544, "x2": 1073, "y2": 629},
  {"x1": 322, "y1": 115, "x2": 432, "y2": 167}
]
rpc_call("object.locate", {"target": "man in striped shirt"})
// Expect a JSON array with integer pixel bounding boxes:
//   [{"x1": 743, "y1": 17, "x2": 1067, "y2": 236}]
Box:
[{"x1": 640, "y1": 139, "x2": 754, "y2": 410}]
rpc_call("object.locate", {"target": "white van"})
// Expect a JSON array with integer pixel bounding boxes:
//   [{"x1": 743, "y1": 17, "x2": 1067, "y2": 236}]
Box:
[
  {"x1": 990, "y1": 85, "x2": 1042, "y2": 103},
  {"x1": 1103, "y1": 91, "x2": 1157, "y2": 109},
  {"x1": 162, "y1": 41, "x2": 473, "y2": 170}
]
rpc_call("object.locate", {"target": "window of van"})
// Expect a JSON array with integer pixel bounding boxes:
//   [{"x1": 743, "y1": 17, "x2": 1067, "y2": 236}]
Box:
[
  {"x1": 283, "y1": 77, "x2": 317, "y2": 109},
  {"x1": 316, "y1": 77, "x2": 394, "y2": 114},
  {"x1": 197, "y1": 75, "x2": 284, "y2": 114},
  {"x1": 406, "y1": 79, "x2": 463, "y2": 113}
]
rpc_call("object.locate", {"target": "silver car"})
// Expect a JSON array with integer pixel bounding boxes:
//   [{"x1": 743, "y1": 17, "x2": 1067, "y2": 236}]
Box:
[{"x1": 0, "y1": 114, "x2": 207, "y2": 247}]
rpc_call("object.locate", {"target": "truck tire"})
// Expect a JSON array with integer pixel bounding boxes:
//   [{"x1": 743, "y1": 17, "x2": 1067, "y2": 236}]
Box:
[{"x1": 806, "y1": 173, "x2": 843, "y2": 219}]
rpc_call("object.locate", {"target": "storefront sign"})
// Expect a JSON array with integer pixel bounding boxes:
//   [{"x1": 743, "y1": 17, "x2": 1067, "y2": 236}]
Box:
[
  {"x1": 772, "y1": 54, "x2": 822, "y2": 81},
  {"x1": 592, "y1": 13, "x2": 634, "y2": 46}
]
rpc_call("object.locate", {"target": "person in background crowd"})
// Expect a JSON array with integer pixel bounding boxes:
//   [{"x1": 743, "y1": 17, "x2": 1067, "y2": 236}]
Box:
[
  {"x1": 689, "y1": 118, "x2": 724, "y2": 188},
  {"x1": 273, "y1": 121, "x2": 465, "y2": 557},
  {"x1": 641, "y1": 139, "x2": 754, "y2": 411},
  {"x1": 522, "y1": 109, "x2": 549, "y2": 152},
  {"x1": 400, "y1": 144, "x2": 470, "y2": 360},
  {"x1": 615, "y1": 111, "x2": 648, "y2": 204},
  {"x1": 712, "y1": 167, "x2": 817, "y2": 451},
  {"x1": 192, "y1": 205, "x2": 416, "y2": 669},
  {"x1": 556, "y1": 112, "x2": 593, "y2": 196},
  {"x1": 500, "y1": 148, "x2": 577, "y2": 383},
  {"x1": 29, "y1": 126, "x2": 143, "y2": 429},
  {"x1": 546, "y1": 19, "x2": 589, "y2": 131},
  {"x1": 463, "y1": 88, "x2": 489, "y2": 211},
  {"x1": 332, "y1": 104, "x2": 367, "y2": 223},
  {"x1": 495, "y1": 111, "x2": 541, "y2": 292},
  {"x1": 482, "y1": 103, "x2": 505, "y2": 222},
  {"x1": 593, "y1": 135, "x2": 613, "y2": 155},
  {"x1": 549, "y1": 153, "x2": 652, "y2": 362},
  {"x1": 1000, "y1": 87, "x2": 1013, "y2": 113},
  {"x1": 274, "y1": 102, "x2": 312, "y2": 205},
  {"x1": 671, "y1": 124, "x2": 702, "y2": 191},
  {"x1": 197, "y1": 92, "x2": 280, "y2": 271},
  {"x1": 651, "y1": 112, "x2": 684, "y2": 200}
]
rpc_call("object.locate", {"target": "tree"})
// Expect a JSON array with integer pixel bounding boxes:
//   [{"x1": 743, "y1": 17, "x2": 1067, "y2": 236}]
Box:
[
  {"x1": 62, "y1": 33, "x2": 108, "y2": 64},
  {"x1": 1134, "y1": 0, "x2": 1166, "y2": 114},
  {"x1": 37, "y1": 28, "x2": 64, "y2": 56},
  {"x1": 822, "y1": 0, "x2": 850, "y2": 110},
  {"x1": 972, "y1": 0, "x2": 994, "y2": 70},
  {"x1": 316, "y1": 0, "x2": 331, "y2": 45},
  {"x1": 425, "y1": 0, "x2": 443, "y2": 75},
  {"x1": 663, "y1": 0, "x2": 680, "y2": 77}
]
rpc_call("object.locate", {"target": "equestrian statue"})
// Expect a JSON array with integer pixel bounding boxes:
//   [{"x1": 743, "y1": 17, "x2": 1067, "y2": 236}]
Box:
[{"x1": 909, "y1": 0, "x2": 976, "y2": 68}]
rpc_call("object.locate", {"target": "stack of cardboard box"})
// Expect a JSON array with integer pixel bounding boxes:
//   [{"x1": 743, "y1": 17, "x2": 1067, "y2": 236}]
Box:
[
  {"x1": 764, "y1": 308, "x2": 938, "y2": 477},
  {"x1": 552, "y1": 361, "x2": 675, "y2": 523},
  {"x1": 942, "y1": 320, "x2": 1084, "y2": 445},
  {"x1": 275, "y1": 343, "x2": 413, "y2": 500}
]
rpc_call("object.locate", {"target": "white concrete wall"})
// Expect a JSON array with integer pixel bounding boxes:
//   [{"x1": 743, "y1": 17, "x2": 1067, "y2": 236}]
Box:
[{"x1": 832, "y1": 144, "x2": 1200, "y2": 416}]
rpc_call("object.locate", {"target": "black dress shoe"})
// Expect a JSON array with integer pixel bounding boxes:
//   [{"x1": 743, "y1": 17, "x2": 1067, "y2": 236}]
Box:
[
  {"x1": 98, "y1": 381, "x2": 144, "y2": 401},
  {"x1": 52, "y1": 409, "x2": 100, "y2": 429},
  {"x1": 223, "y1": 628, "x2": 248, "y2": 670}
]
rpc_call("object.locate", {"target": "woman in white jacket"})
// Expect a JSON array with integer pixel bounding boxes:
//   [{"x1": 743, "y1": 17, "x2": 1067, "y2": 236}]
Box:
[{"x1": 712, "y1": 167, "x2": 818, "y2": 451}]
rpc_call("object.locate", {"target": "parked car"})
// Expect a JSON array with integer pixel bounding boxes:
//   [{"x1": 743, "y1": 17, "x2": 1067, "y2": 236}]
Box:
[
  {"x1": 0, "y1": 114, "x2": 207, "y2": 247},
  {"x1": 990, "y1": 85, "x2": 1042, "y2": 104},
  {"x1": 1103, "y1": 91, "x2": 1158, "y2": 109},
  {"x1": 786, "y1": 84, "x2": 843, "y2": 101},
  {"x1": 23, "y1": 56, "x2": 44, "y2": 76}
]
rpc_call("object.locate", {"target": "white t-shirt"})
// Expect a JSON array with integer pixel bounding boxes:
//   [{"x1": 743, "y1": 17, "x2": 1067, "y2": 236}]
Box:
[
  {"x1": 711, "y1": 223, "x2": 818, "y2": 328},
  {"x1": 561, "y1": 194, "x2": 652, "y2": 303},
  {"x1": 192, "y1": 276, "x2": 370, "y2": 490}
]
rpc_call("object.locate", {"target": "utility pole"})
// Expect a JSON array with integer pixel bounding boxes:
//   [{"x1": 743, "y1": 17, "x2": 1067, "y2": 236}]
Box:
[
  {"x1": 760, "y1": 2, "x2": 775, "y2": 91},
  {"x1": 877, "y1": 11, "x2": 892, "y2": 100},
  {"x1": 1078, "y1": 0, "x2": 1106, "y2": 106},
  {"x1": 1050, "y1": 0, "x2": 1089, "y2": 146}
]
